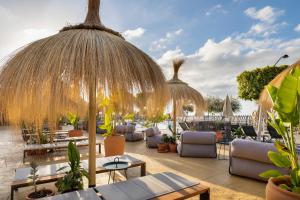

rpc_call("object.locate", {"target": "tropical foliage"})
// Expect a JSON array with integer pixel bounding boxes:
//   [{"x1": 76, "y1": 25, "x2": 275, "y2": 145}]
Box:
[
  {"x1": 55, "y1": 141, "x2": 89, "y2": 192},
  {"x1": 66, "y1": 113, "x2": 80, "y2": 130},
  {"x1": 259, "y1": 67, "x2": 300, "y2": 194},
  {"x1": 98, "y1": 97, "x2": 114, "y2": 136},
  {"x1": 237, "y1": 65, "x2": 288, "y2": 101}
]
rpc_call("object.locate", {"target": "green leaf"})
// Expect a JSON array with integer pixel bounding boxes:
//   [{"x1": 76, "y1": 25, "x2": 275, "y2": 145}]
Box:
[
  {"x1": 291, "y1": 168, "x2": 300, "y2": 186},
  {"x1": 292, "y1": 187, "x2": 300, "y2": 194},
  {"x1": 274, "y1": 74, "x2": 298, "y2": 114},
  {"x1": 267, "y1": 85, "x2": 278, "y2": 104},
  {"x1": 259, "y1": 170, "x2": 283, "y2": 179},
  {"x1": 274, "y1": 140, "x2": 291, "y2": 155},
  {"x1": 279, "y1": 183, "x2": 291, "y2": 191},
  {"x1": 268, "y1": 151, "x2": 291, "y2": 168}
]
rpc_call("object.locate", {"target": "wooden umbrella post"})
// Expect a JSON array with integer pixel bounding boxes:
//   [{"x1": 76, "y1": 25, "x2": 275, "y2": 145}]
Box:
[
  {"x1": 173, "y1": 98, "x2": 177, "y2": 136},
  {"x1": 88, "y1": 78, "x2": 97, "y2": 187}
]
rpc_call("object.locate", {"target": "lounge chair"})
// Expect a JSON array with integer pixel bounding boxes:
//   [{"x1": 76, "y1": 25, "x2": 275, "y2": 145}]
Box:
[
  {"x1": 145, "y1": 127, "x2": 162, "y2": 148},
  {"x1": 115, "y1": 124, "x2": 144, "y2": 142},
  {"x1": 11, "y1": 155, "x2": 146, "y2": 200},
  {"x1": 39, "y1": 172, "x2": 209, "y2": 200},
  {"x1": 229, "y1": 139, "x2": 288, "y2": 181},
  {"x1": 95, "y1": 172, "x2": 210, "y2": 200},
  {"x1": 241, "y1": 125, "x2": 257, "y2": 140},
  {"x1": 267, "y1": 125, "x2": 282, "y2": 141},
  {"x1": 179, "y1": 122, "x2": 190, "y2": 131},
  {"x1": 177, "y1": 131, "x2": 217, "y2": 158},
  {"x1": 23, "y1": 140, "x2": 103, "y2": 163}
]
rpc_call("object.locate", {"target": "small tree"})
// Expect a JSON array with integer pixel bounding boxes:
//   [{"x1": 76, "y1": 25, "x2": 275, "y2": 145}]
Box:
[{"x1": 237, "y1": 65, "x2": 288, "y2": 101}]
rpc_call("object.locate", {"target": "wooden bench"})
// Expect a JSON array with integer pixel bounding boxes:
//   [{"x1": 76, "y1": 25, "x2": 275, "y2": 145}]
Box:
[
  {"x1": 23, "y1": 140, "x2": 102, "y2": 163},
  {"x1": 39, "y1": 172, "x2": 209, "y2": 200},
  {"x1": 94, "y1": 172, "x2": 209, "y2": 200},
  {"x1": 11, "y1": 155, "x2": 146, "y2": 200}
]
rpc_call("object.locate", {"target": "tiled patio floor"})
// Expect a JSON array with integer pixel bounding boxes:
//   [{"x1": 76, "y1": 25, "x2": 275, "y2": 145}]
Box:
[{"x1": 0, "y1": 126, "x2": 266, "y2": 200}]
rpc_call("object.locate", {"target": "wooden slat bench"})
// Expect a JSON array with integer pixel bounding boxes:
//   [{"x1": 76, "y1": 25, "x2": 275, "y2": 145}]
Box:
[
  {"x1": 95, "y1": 172, "x2": 209, "y2": 200},
  {"x1": 38, "y1": 172, "x2": 209, "y2": 200},
  {"x1": 23, "y1": 140, "x2": 102, "y2": 163},
  {"x1": 11, "y1": 155, "x2": 146, "y2": 200}
]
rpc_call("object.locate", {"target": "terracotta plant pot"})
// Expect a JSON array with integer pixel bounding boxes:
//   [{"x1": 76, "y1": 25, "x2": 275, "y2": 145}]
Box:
[
  {"x1": 26, "y1": 189, "x2": 54, "y2": 199},
  {"x1": 169, "y1": 143, "x2": 177, "y2": 153},
  {"x1": 266, "y1": 176, "x2": 300, "y2": 200},
  {"x1": 216, "y1": 130, "x2": 223, "y2": 142},
  {"x1": 104, "y1": 134, "x2": 125, "y2": 157},
  {"x1": 68, "y1": 130, "x2": 83, "y2": 137},
  {"x1": 157, "y1": 143, "x2": 169, "y2": 153}
]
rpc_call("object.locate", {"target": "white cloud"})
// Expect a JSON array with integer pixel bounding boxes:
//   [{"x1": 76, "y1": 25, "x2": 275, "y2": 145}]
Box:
[
  {"x1": 157, "y1": 46, "x2": 184, "y2": 65},
  {"x1": 206, "y1": 4, "x2": 227, "y2": 16},
  {"x1": 244, "y1": 6, "x2": 284, "y2": 24},
  {"x1": 244, "y1": 6, "x2": 285, "y2": 37},
  {"x1": 157, "y1": 36, "x2": 300, "y2": 114},
  {"x1": 150, "y1": 29, "x2": 183, "y2": 52},
  {"x1": 123, "y1": 27, "x2": 145, "y2": 41},
  {"x1": 294, "y1": 24, "x2": 300, "y2": 32}
]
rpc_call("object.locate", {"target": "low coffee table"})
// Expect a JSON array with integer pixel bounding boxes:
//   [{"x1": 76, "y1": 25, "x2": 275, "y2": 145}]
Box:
[{"x1": 103, "y1": 157, "x2": 131, "y2": 183}]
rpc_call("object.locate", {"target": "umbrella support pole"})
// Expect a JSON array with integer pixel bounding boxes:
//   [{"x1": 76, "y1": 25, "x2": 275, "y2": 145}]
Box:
[
  {"x1": 173, "y1": 99, "x2": 176, "y2": 136},
  {"x1": 88, "y1": 79, "x2": 97, "y2": 187}
]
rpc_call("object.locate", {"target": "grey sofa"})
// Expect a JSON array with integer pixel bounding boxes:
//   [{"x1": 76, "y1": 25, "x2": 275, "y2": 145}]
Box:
[
  {"x1": 229, "y1": 139, "x2": 288, "y2": 181},
  {"x1": 145, "y1": 127, "x2": 162, "y2": 148},
  {"x1": 177, "y1": 131, "x2": 217, "y2": 158},
  {"x1": 115, "y1": 125, "x2": 144, "y2": 142}
]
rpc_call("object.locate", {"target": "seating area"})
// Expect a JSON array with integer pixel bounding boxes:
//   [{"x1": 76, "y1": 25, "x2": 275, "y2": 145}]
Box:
[
  {"x1": 1, "y1": 125, "x2": 293, "y2": 200},
  {"x1": 1, "y1": 1, "x2": 300, "y2": 200}
]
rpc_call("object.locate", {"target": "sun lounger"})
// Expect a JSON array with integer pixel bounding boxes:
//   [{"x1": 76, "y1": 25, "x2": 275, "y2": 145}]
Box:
[
  {"x1": 38, "y1": 172, "x2": 209, "y2": 200},
  {"x1": 95, "y1": 172, "x2": 210, "y2": 200},
  {"x1": 23, "y1": 140, "x2": 103, "y2": 162},
  {"x1": 40, "y1": 188, "x2": 100, "y2": 200},
  {"x1": 53, "y1": 136, "x2": 88, "y2": 142},
  {"x1": 11, "y1": 155, "x2": 146, "y2": 200}
]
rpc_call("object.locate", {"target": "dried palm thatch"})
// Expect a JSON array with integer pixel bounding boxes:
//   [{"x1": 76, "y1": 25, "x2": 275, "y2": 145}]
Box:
[
  {"x1": 0, "y1": 0, "x2": 167, "y2": 185},
  {"x1": 167, "y1": 58, "x2": 206, "y2": 134},
  {"x1": 259, "y1": 59, "x2": 300, "y2": 110}
]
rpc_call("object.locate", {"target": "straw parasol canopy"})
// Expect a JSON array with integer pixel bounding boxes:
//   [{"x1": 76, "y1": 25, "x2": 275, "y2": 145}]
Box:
[
  {"x1": 167, "y1": 58, "x2": 206, "y2": 135},
  {"x1": 259, "y1": 59, "x2": 300, "y2": 110},
  {"x1": 223, "y1": 94, "x2": 233, "y2": 118},
  {"x1": 0, "y1": 0, "x2": 167, "y2": 186}
]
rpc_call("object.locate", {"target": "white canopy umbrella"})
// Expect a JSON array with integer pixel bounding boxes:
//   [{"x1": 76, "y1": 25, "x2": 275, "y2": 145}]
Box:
[{"x1": 222, "y1": 95, "x2": 233, "y2": 119}]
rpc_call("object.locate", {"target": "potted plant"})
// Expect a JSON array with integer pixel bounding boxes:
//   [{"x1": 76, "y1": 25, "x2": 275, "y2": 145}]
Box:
[
  {"x1": 55, "y1": 141, "x2": 89, "y2": 193},
  {"x1": 67, "y1": 113, "x2": 83, "y2": 137},
  {"x1": 259, "y1": 67, "x2": 300, "y2": 200},
  {"x1": 232, "y1": 126, "x2": 245, "y2": 139},
  {"x1": 168, "y1": 135, "x2": 177, "y2": 153},
  {"x1": 100, "y1": 97, "x2": 125, "y2": 157},
  {"x1": 157, "y1": 134, "x2": 169, "y2": 153},
  {"x1": 26, "y1": 162, "x2": 54, "y2": 199}
]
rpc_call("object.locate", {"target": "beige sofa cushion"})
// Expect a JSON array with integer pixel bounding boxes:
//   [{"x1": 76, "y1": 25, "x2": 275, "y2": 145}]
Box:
[{"x1": 231, "y1": 139, "x2": 277, "y2": 164}]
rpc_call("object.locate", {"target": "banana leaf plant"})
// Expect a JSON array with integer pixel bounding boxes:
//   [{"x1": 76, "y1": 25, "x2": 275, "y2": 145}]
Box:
[
  {"x1": 259, "y1": 67, "x2": 300, "y2": 194},
  {"x1": 55, "y1": 141, "x2": 89, "y2": 193}
]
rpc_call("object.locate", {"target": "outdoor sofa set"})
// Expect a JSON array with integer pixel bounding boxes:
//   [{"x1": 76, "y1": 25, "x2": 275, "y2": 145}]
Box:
[{"x1": 145, "y1": 123, "x2": 286, "y2": 182}]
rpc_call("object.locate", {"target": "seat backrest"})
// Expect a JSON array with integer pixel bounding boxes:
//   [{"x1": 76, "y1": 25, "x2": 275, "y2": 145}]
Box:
[
  {"x1": 179, "y1": 122, "x2": 189, "y2": 131},
  {"x1": 241, "y1": 125, "x2": 257, "y2": 137},
  {"x1": 267, "y1": 126, "x2": 282, "y2": 139},
  {"x1": 181, "y1": 131, "x2": 216, "y2": 145}
]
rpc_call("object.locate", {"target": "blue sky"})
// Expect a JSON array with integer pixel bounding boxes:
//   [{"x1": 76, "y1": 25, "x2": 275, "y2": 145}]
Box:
[{"x1": 1, "y1": 0, "x2": 300, "y2": 114}]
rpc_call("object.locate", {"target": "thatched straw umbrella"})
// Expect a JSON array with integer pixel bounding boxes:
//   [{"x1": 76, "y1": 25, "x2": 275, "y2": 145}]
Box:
[
  {"x1": 0, "y1": 0, "x2": 167, "y2": 186},
  {"x1": 167, "y1": 59, "x2": 206, "y2": 135},
  {"x1": 259, "y1": 60, "x2": 300, "y2": 110}
]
